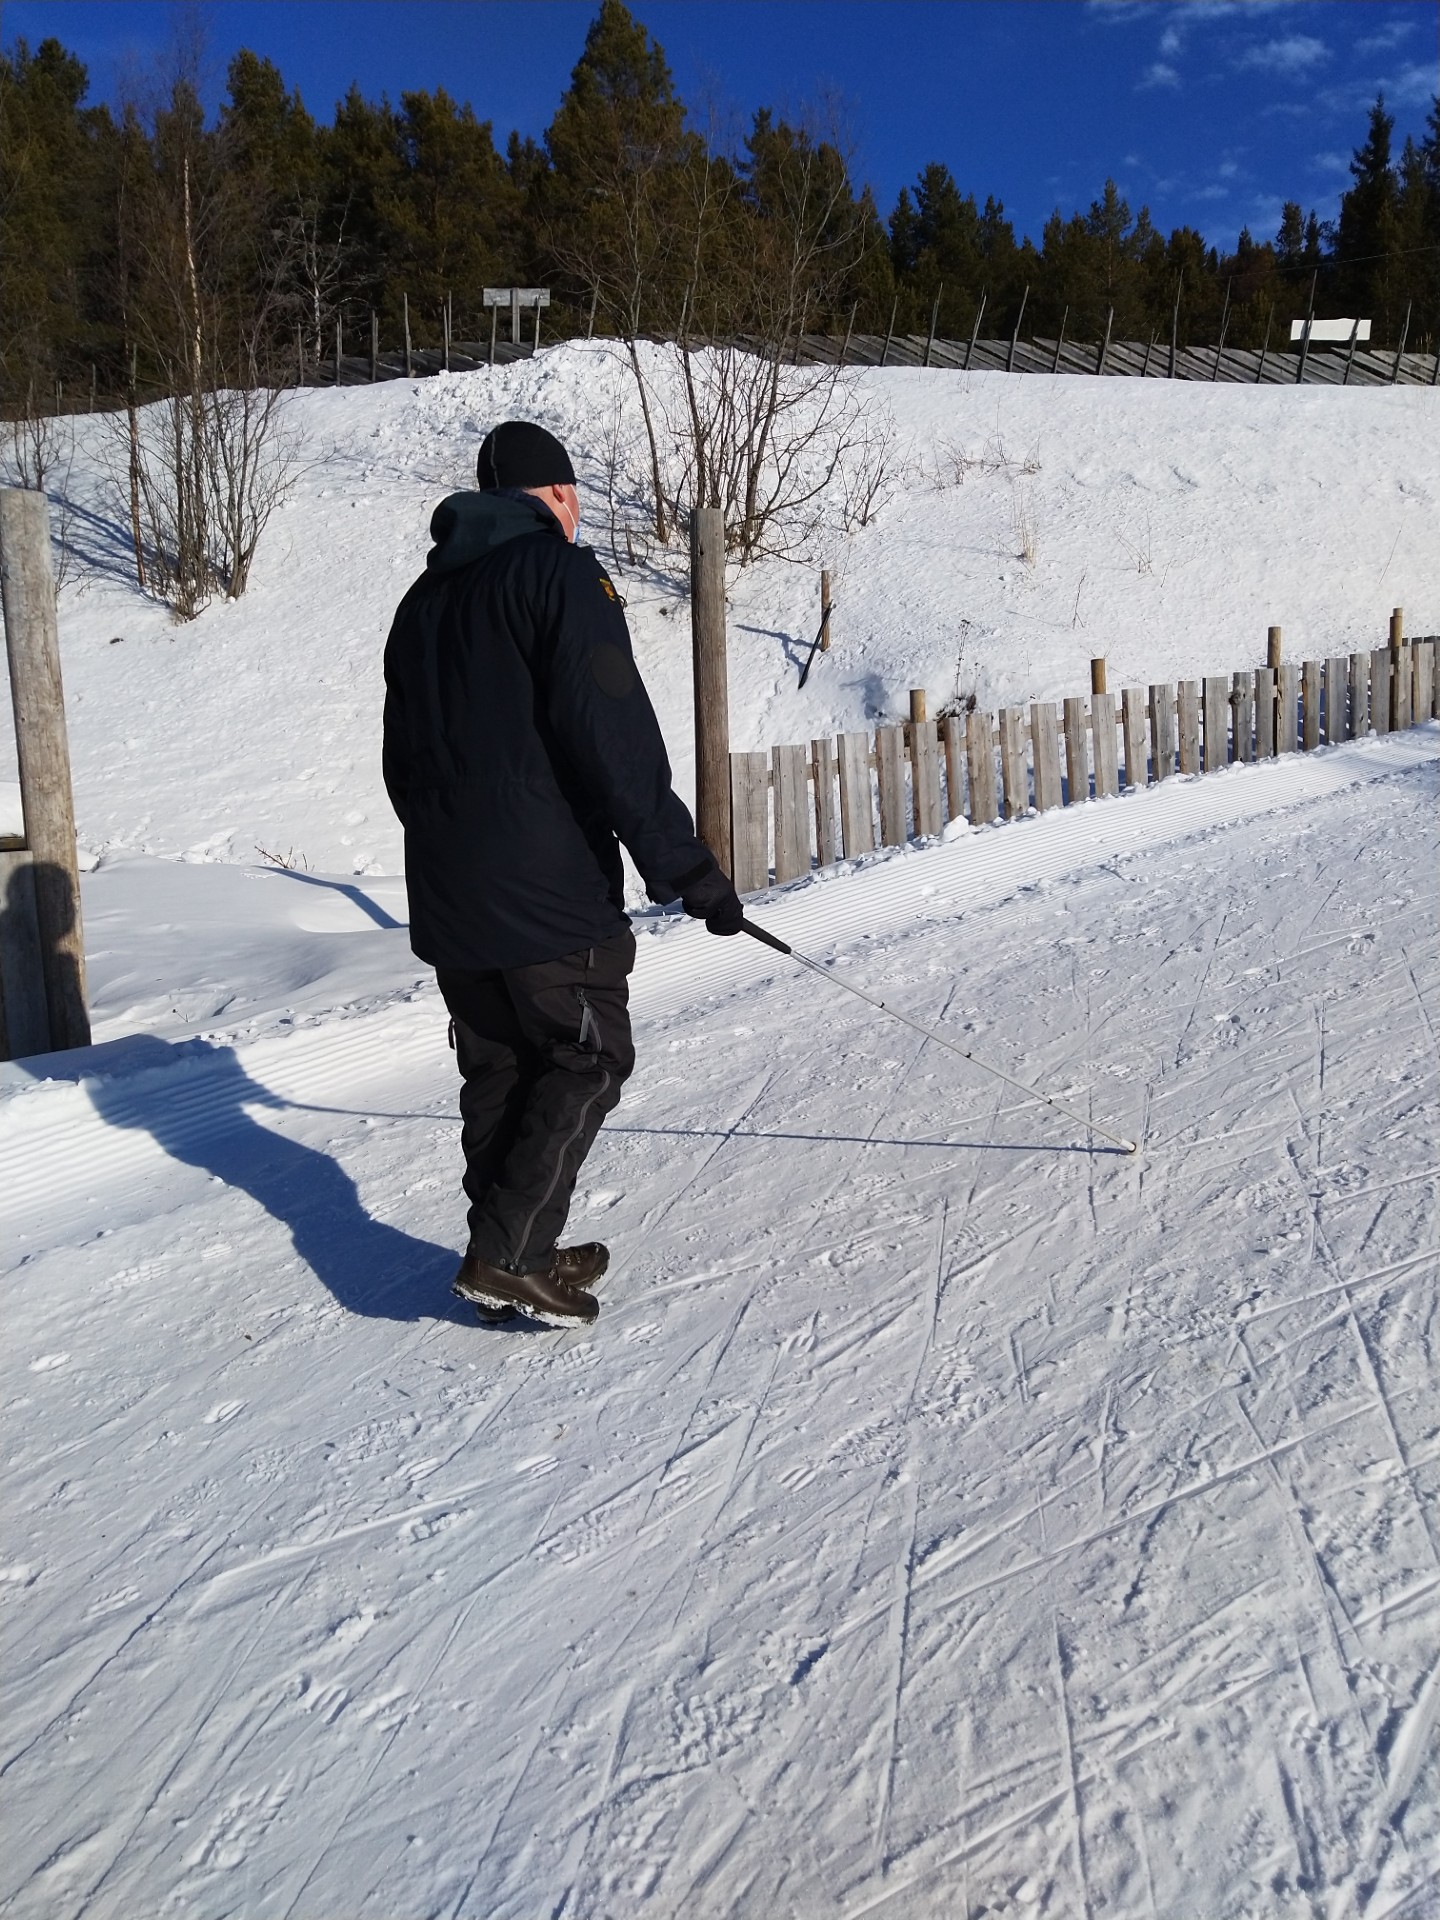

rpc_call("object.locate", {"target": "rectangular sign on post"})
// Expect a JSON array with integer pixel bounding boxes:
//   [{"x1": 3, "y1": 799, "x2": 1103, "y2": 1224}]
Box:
[
  {"x1": 1288, "y1": 318, "x2": 1371, "y2": 343},
  {"x1": 483, "y1": 288, "x2": 551, "y2": 344}
]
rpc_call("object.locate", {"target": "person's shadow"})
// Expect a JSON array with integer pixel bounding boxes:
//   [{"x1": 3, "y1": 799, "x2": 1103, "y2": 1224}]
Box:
[
  {"x1": 80, "y1": 1033, "x2": 461, "y2": 1323},
  {"x1": 4, "y1": 861, "x2": 459, "y2": 1323}
]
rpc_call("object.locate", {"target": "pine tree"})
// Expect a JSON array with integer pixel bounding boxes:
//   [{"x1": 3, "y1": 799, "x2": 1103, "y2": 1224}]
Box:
[
  {"x1": 541, "y1": 0, "x2": 694, "y2": 338},
  {"x1": 1337, "y1": 95, "x2": 1401, "y2": 333},
  {"x1": 0, "y1": 37, "x2": 115, "y2": 399}
]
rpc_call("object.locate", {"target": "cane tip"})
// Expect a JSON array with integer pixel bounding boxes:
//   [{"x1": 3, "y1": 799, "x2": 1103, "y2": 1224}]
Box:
[{"x1": 1123, "y1": 1141, "x2": 1139, "y2": 1155}]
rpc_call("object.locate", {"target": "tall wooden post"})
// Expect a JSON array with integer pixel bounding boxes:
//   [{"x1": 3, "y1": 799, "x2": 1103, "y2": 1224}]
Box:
[
  {"x1": 1097, "y1": 304, "x2": 1113, "y2": 377},
  {"x1": 1007, "y1": 284, "x2": 1029, "y2": 372},
  {"x1": 1090, "y1": 657, "x2": 1107, "y2": 696},
  {"x1": 1390, "y1": 606, "x2": 1404, "y2": 650},
  {"x1": 1391, "y1": 302, "x2": 1411, "y2": 384},
  {"x1": 690, "y1": 508, "x2": 731, "y2": 877},
  {"x1": 369, "y1": 308, "x2": 379, "y2": 383},
  {"x1": 820, "y1": 569, "x2": 832, "y2": 653},
  {"x1": 403, "y1": 292, "x2": 413, "y2": 376},
  {"x1": 1296, "y1": 271, "x2": 1316, "y2": 384},
  {"x1": 0, "y1": 488, "x2": 90, "y2": 1052},
  {"x1": 965, "y1": 289, "x2": 987, "y2": 371},
  {"x1": 1267, "y1": 625, "x2": 1283, "y2": 671},
  {"x1": 909, "y1": 689, "x2": 927, "y2": 724}
]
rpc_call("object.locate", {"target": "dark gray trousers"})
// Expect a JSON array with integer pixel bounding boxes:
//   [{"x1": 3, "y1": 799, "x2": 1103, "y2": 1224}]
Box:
[{"x1": 436, "y1": 930, "x2": 635, "y2": 1271}]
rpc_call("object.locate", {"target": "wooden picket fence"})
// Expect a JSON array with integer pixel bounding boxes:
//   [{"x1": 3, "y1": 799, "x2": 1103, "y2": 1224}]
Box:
[{"x1": 729, "y1": 636, "x2": 1438, "y2": 893}]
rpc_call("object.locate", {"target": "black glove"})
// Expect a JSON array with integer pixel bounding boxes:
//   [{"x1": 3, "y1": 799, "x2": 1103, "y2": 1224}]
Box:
[{"x1": 676, "y1": 858, "x2": 744, "y2": 936}]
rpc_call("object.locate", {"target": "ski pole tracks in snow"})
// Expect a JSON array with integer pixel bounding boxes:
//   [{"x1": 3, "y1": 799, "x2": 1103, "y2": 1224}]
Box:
[{"x1": 1, "y1": 741, "x2": 1437, "y2": 1919}]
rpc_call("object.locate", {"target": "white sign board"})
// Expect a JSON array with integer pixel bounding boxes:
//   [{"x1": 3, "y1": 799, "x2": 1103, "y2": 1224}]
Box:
[{"x1": 1290, "y1": 318, "x2": 1371, "y2": 343}]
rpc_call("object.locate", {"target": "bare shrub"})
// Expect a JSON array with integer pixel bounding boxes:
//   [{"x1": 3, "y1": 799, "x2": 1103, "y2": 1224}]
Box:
[
  {"x1": 2, "y1": 393, "x2": 77, "y2": 589},
  {"x1": 1011, "y1": 483, "x2": 1037, "y2": 566},
  {"x1": 664, "y1": 343, "x2": 889, "y2": 562}
]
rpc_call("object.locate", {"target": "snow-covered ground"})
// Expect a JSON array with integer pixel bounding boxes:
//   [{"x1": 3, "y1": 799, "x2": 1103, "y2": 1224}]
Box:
[
  {"x1": 3, "y1": 730, "x2": 1438, "y2": 1918},
  {"x1": 2, "y1": 355, "x2": 1438, "y2": 1917},
  {"x1": 0, "y1": 343, "x2": 1435, "y2": 875}
]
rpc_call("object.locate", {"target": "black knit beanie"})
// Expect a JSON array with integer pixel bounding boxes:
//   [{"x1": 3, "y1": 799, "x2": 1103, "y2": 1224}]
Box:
[{"x1": 476, "y1": 421, "x2": 576, "y2": 490}]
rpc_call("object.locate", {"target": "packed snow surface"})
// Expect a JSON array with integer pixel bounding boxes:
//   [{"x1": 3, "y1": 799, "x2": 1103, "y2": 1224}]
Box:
[
  {"x1": 1, "y1": 342, "x2": 1435, "y2": 875},
  {"x1": 3, "y1": 731, "x2": 1438, "y2": 1918}
]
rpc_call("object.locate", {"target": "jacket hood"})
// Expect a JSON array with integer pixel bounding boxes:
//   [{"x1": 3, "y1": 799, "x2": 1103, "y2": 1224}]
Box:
[{"x1": 426, "y1": 489, "x2": 563, "y2": 573}]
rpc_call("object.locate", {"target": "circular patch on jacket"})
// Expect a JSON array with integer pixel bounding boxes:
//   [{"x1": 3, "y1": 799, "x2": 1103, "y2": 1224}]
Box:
[{"x1": 591, "y1": 643, "x2": 637, "y2": 698}]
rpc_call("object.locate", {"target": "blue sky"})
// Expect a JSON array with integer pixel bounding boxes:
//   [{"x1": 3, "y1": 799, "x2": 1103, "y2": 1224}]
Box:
[{"x1": 7, "y1": 1, "x2": 1437, "y2": 249}]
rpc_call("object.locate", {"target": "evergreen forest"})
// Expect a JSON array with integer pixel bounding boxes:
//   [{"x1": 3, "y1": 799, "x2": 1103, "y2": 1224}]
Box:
[{"x1": 4, "y1": 0, "x2": 1439, "y2": 416}]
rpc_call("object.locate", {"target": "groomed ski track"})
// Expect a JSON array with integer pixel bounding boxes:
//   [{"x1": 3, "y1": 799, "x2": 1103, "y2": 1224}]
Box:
[{"x1": 3, "y1": 730, "x2": 1439, "y2": 1919}]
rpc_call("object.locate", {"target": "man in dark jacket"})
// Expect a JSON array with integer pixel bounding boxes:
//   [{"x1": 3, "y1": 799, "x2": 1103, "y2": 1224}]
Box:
[{"x1": 383, "y1": 420, "x2": 741, "y2": 1327}]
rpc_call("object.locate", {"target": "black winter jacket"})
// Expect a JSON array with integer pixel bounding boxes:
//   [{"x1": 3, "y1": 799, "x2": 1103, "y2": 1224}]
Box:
[{"x1": 383, "y1": 490, "x2": 713, "y2": 970}]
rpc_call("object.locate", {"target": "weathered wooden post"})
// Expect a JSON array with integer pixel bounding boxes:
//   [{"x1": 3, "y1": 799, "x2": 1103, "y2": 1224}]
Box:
[
  {"x1": 964, "y1": 289, "x2": 987, "y2": 371},
  {"x1": 0, "y1": 487, "x2": 90, "y2": 1055},
  {"x1": 1390, "y1": 606, "x2": 1411, "y2": 729},
  {"x1": 690, "y1": 507, "x2": 731, "y2": 877},
  {"x1": 403, "y1": 292, "x2": 413, "y2": 377},
  {"x1": 1391, "y1": 303, "x2": 1411, "y2": 384},
  {"x1": 1090, "y1": 657, "x2": 1107, "y2": 697},
  {"x1": 1295, "y1": 271, "x2": 1317, "y2": 384},
  {"x1": 369, "y1": 309, "x2": 379, "y2": 383},
  {"x1": 1267, "y1": 625, "x2": 1282, "y2": 672},
  {"x1": 923, "y1": 287, "x2": 942, "y2": 368},
  {"x1": 1006, "y1": 284, "x2": 1029, "y2": 372}
]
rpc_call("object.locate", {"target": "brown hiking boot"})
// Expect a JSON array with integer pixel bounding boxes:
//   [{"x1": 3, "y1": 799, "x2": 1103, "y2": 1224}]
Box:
[
  {"x1": 554, "y1": 1242, "x2": 609, "y2": 1288},
  {"x1": 452, "y1": 1251, "x2": 598, "y2": 1328}
]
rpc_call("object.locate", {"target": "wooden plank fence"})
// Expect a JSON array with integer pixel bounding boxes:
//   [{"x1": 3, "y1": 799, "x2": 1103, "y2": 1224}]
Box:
[
  {"x1": 302, "y1": 331, "x2": 1440, "y2": 392},
  {"x1": 727, "y1": 632, "x2": 1438, "y2": 894}
]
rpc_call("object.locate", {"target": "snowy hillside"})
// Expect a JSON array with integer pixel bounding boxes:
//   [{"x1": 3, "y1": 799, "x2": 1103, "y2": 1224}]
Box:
[
  {"x1": 1, "y1": 343, "x2": 1435, "y2": 874},
  {"x1": 3, "y1": 732, "x2": 1437, "y2": 1918}
]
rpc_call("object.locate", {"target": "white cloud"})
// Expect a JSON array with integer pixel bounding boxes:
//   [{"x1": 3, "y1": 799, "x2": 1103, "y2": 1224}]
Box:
[
  {"x1": 1168, "y1": 0, "x2": 1292, "y2": 17},
  {"x1": 1355, "y1": 19, "x2": 1418, "y2": 54},
  {"x1": 1310, "y1": 150, "x2": 1352, "y2": 175},
  {"x1": 1387, "y1": 60, "x2": 1440, "y2": 107},
  {"x1": 1238, "y1": 34, "x2": 1334, "y2": 77},
  {"x1": 1314, "y1": 62, "x2": 1440, "y2": 117},
  {"x1": 1158, "y1": 22, "x2": 1184, "y2": 55},
  {"x1": 1139, "y1": 60, "x2": 1182, "y2": 89},
  {"x1": 1192, "y1": 184, "x2": 1232, "y2": 201}
]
